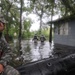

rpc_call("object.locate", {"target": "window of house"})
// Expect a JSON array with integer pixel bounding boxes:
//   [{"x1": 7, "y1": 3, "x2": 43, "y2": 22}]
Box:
[
  {"x1": 56, "y1": 22, "x2": 69, "y2": 35},
  {"x1": 54, "y1": 26, "x2": 58, "y2": 35},
  {"x1": 60, "y1": 24, "x2": 64, "y2": 35},
  {"x1": 64, "y1": 22, "x2": 69, "y2": 35},
  {"x1": 58, "y1": 25, "x2": 60, "y2": 35}
]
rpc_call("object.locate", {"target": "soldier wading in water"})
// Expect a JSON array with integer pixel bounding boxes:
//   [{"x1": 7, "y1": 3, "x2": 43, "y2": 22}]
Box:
[{"x1": 0, "y1": 15, "x2": 20, "y2": 75}]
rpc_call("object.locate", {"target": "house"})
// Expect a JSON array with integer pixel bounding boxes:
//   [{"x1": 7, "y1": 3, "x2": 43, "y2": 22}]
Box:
[{"x1": 48, "y1": 15, "x2": 75, "y2": 51}]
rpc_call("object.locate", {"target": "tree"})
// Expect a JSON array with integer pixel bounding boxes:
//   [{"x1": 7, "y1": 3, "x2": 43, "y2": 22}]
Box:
[
  {"x1": 61, "y1": 0, "x2": 75, "y2": 15},
  {"x1": 30, "y1": 0, "x2": 53, "y2": 35},
  {"x1": 18, "y1": 0, "x2": 23, "y2": 53}
]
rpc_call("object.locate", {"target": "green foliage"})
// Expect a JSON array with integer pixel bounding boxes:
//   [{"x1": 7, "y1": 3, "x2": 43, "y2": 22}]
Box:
[
  {"x1": 21, "y1": 19, "x2": 32, "y2": 39},
  {"x1": 61, "y1": 0, "x2": 75, "y2": 15},
  {"x1": 42, "y1": 28, "x2": 49, "y2": 37},
  {"x1": 1, "y1": 0, "x2": 74, "y2": 41}
]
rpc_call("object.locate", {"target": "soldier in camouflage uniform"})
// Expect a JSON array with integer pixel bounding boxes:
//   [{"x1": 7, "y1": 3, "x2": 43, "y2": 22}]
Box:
[{"x1": 0, "y1": 15, "x2": 20, "y2": 75}]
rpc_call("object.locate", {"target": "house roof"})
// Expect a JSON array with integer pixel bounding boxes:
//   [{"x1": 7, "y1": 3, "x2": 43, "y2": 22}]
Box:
[{"x1": 48, "y1": 15, "x2": 75, "y2": 24}]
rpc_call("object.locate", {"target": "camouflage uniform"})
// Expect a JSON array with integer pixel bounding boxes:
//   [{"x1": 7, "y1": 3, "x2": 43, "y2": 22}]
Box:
[
  {"x1": 0, "y1": 34, "x2": 20, "y2": 75},
  {"x1": 1, "y1": 65, "x2": 20, "y2": 75},
  {"x1": 40, "y1": 35, "x2": 46, "y2": 42}
]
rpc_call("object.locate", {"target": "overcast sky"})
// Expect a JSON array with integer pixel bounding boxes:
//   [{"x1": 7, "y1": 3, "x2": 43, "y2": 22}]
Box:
[
  {"x1": 23, "y1": 0, "x2": 59, "y2": 31},
  {"x1": 28, "y1": 14, "x2": 59, "y2": 31}
]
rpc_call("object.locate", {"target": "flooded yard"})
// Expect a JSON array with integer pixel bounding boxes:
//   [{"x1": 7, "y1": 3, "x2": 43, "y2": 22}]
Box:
[
  {"x1": 11, "y1": 39, "x2": 75, "y2": 67},
  {"x1": 12, "y1": 39, "x2": 54, "y2": 66},
  {"x1": 21, "y1": 40, "x2": 54, "y2": 62}
]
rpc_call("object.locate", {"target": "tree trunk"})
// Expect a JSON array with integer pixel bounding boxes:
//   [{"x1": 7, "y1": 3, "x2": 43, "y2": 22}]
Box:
[
  {"x1": 18, "y1": 0, "x2": 23, "y2": 55},
  {"x1": 49, "y1": 5, "x2": 53, "y2": 43},
  {"x1": 39, "y1": 8, "x2": 43, "y2": 35}
]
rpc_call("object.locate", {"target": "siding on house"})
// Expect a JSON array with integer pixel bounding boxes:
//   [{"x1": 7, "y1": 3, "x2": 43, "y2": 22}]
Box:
[{"x1": 54, "y1": 20, "x2": 75, "y2": 47}]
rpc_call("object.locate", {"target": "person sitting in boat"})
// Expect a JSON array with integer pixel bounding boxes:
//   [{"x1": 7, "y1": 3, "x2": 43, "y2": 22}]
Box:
[
  {"x1": 40, "y1": 35, "x2": 46, "y2": 45},
  {"x1": 0, "y1": 15, "x2": 20, "y2": 75}
]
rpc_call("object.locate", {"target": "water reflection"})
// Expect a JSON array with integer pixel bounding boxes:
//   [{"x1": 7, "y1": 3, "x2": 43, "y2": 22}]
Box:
[
  {"x1": 20, "y1": 39, "x2": 54, "y2": 63},
  {"x1": 12, "y1": 39, "x2": 54, "y2": 66}
]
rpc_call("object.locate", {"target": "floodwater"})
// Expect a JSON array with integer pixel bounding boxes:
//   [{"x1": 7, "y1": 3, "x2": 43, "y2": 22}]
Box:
[
  {"x1": 13, "y1": 39, "x2": 54, "y2": 65},
  {"x1": 22, "y1": 39, "x2": 54, "y2": 62}
]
